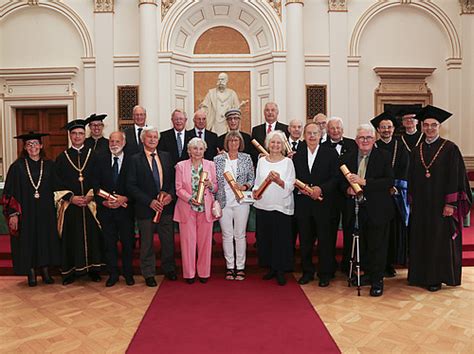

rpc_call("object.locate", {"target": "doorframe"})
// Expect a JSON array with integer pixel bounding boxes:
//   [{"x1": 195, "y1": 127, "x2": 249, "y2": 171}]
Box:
[{"x1": 1, "y1": 97, "x2": 76, "y2": 177}]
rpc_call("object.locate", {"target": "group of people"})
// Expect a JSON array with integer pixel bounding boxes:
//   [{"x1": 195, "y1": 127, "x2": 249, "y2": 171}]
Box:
[{"x1": 2, "y1": 101, "x2": 471, "y2": 297}]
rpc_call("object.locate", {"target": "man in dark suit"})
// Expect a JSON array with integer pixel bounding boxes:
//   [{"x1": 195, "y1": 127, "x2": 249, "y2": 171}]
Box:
[
  {"x1": 217, "y1": 108, "x2": 257, "y2": 164},
  {"x1": 93, "y1": 131, "x2": 135, "y2": 287},
  {"x1": 341, "y1": 124, "x2": 394, "y2": 296},
  {"x1": 158, "y1": 109, "x2": 192, "y2": 166},
  {"x1": 123, "y1": 105, "x2": 147, "y2": 156},
  {"x1": 127, "y1": 126, "x2": 177, "y2": 287},
  {"x1": 321, "y1": 117, "x2": 358, "y2": 273},
  {"x1": 313, "y1": 113, "x2": 328, "y2": 143},
  {"x1": 187, "y1": 110, "x2": 218, "y2": 161},
  {"x1": 251, "y1": 102, "x2": 289, "y2": 148},
  {"x1": 293, "y1": 122, "x2": 339, "y2": 287}
]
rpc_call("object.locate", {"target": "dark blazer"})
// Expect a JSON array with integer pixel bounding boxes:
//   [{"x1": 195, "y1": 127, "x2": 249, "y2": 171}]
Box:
[
  {"x1": 251, "y1": 121, "x2": 289, "y2": 146},
  {"x1": 293, "y1": 142, "x2": 339, "y2": 217},
  {"x1": 320, "y1": 137, "x2": 357, "y2": 160},
  {"x1": 187, "y1": 128, "x2": 218, "y2": 161},
  {"x1": 126, "y1": 150, "x2": 175, "y2": 219},
  {"x1": 340, "y1": 148, "x2": 395, "y2": 225},
  {"x1": 93, "y1": 151, "x2": 133, "y2": 219},
  {"x1": 217, "y1": 131, "x2": 257, "y2": 165},
  {"x1": 123, "y1": 126, "x2": 143, "y2": 156},
  {"x1": 158, "y1": 128, "x2": 192, "y2": 166}
]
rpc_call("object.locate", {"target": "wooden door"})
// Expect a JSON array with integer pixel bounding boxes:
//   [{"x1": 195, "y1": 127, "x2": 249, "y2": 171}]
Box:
[{"x1": 16, "y1": 107, "x2": 68, "y2": 160}]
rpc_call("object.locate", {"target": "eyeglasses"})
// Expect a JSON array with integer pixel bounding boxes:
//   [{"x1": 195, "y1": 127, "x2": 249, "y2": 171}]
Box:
[
  {"x1": 25, "y1": 141, "x2": 40, "y2": 147},
  {"x1": 379, "y1": 125, "x2": 393, "y2": 130},
  {"x1": 315, "y1": 122, "x2": 327, "y2": 126},
  {"x1": 227, "y1": 117, "x2": 240, "y2": 121},
  {"x1": 356, "y1": 136, "x2": 374, "y2": 142},
  {"x1": 305, "y1": 131, "x2": 320, "y2": 137},
  {"x1": 422, "y1": 123, "x2": 439, "y2": 129},
  {"x1": 90, "y1": 123, "x2": 104, "y2": 128}
]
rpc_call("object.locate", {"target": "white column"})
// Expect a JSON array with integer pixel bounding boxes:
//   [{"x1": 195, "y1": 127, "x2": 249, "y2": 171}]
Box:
[
  {"x1": 139, "y1": 0, "x2": 159, "y2": 127},
  {"x1": 329, "y1": 10, "x2": 349, "y2": 123},
  {"x1": 347, "y1": 57, "x2": 360, "y2": 138},
  {"x1": 446, "y1": 59, "x2": 462, "y2": 147},
  {"x1": 94, "y1": 11, "x2": 115, "y2": 132},
  {"x1": 285, "y1": 0, "x2": 305, "y2": 121},
  {"x1": 460, "y1": 13, "x2": 474, "y2": 155}
]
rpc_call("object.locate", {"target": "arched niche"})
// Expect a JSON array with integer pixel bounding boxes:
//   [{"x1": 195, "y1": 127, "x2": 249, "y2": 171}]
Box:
[{"x1": 194, "y1": 26, "x2": 250, "y2": 54}]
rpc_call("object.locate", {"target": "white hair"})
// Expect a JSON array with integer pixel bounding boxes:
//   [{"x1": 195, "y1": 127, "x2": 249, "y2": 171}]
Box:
[
  {"x1": 356, "y1": 124, "x2": 375, "y2": 136},
  {"x1": 140, "y1": 126, "x2": 160, "y2": 141},
  {"x1": 187, "y1": 137, "x2": 208, "y2": 151},
  {"x1": 264, "y1": 130, "x2": 288, "y2": 155},
  {"x1": 327, "y1": 116, "x2": 344, "y2": 128}
]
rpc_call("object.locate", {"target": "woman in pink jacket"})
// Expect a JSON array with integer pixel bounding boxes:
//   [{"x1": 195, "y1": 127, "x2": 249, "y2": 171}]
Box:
[{"x1": 174, "y1": 137, "x2": 218, "y2": 284}]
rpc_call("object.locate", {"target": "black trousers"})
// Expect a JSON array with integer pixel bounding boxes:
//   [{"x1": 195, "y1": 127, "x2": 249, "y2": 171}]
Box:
[
  {"x1": 99, "y1": 209, "x2": 134, "y2": 278},
  {"x1": 256, "y1": 209, "x2": 293, "y2": 272},
  {"x1": 297, "y1": 212, "x2": 335, "y2": 279},
  {"x1": 137, "y1": 214, "x2": 176, "y2": 278}
]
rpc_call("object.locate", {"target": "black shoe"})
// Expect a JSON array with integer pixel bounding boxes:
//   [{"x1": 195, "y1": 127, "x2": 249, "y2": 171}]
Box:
[
  {"x1": 185, "y1": 278, "x2": 195, "y2": 284},
  {"x1": 262, "y1": 270, "x2": 276, "y2": 280},
  {"x1": 276, "y1": 272, "x2": 286, "y2": 286},
  {"x1": 145, "y1": 277, "x2": 157, "y2": 287},
  {"x1": 62, "y1": 274, "x2": 75, "y2": 286},
  {"x1": 88, "y1": 272, "x2": 102, "y2": 282},
  {"x1": 370, "y1": 281, "x2": 384, "y2": 297},
  {"x1": 106, "y1": 276, "x2": 119, "y2": 287},
  {"x1": 165, "y1": 271, "x2": 178, "y2": 281},
  {"x1": 41, "y1": 267, "x2": 54, "y2": 284},
  {"x1": 350, "y1": 274, "x2": 371, "y2": 286},
  {"x1": 297, "y1": 273, "x2": 314, "y2": 285},
  {"x1": 318, "y1": 279, "x2": 330, "y2": 287},
  {"x1": 427, "y1": 283, "x2": 442, "y2": 292},
  {"x1": 124, "y1": 275, "x2": 135, "y2": 286},
  {"x1": 384, "y1": 265, "x2": 397, "y2": 278},
  {"x1": 199, "y1": 277, "x2": 208, "y2": 284},
  {"x1": 27, "y1": 269, "x2": 37, "y2": 287}
]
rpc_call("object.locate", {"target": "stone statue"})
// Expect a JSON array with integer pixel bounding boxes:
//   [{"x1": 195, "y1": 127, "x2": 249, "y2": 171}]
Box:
[{"x1": 200, "y1": 72, "x2": 241, "y2": 136}]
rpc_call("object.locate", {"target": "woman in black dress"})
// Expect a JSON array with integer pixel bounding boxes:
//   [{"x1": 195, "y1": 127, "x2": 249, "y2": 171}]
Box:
[{"x1": 1, "y1": 132, "x2": 60, "y2": 286}]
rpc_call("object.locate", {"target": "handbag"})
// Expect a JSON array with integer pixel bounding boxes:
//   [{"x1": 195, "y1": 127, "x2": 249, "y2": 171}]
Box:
[{"x1": 211, "y1": 199, "x2": 222, "y2": 218}]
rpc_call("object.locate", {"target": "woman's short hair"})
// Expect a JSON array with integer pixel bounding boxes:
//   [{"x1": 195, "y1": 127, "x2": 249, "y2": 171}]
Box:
[
  {"x1": 223, "y1": 130, "x2": 244, "y2": 152},
  {"x1": 187, "y1": 137, "x2": 208, "y2": 152},
  {"x1": 264, "y1": 130, "x2": 288, "y2": 155}
]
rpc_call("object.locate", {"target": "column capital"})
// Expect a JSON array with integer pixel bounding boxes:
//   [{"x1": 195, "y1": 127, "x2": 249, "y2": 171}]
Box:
[
  {"x1": 139, "y1": 0, "x2": 157, "y2": 6},
  {"x1": 94, "y1": 0, "x2": 114, "y2": 13},
  {"x1": 328, "y1": 0, "x2": 347, "y2": 12},
  {"x1": 285, "y1": 0, "x2": 304, "y2": 6}
]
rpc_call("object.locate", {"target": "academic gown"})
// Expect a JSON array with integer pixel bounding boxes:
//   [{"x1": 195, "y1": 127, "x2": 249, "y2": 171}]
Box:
[
  {"x1": 401, "y1": 131, "x2": 424, "y2": 153},
  {"x1": 408, "y1": 138, "x2": 471, "y2": 286},
  {"x1": 1, "y1": 158, "x2": 60, "y2": 274},
  {"x1": 376, "y1": 138, "x2": 410, "y2": 265},
  {"x1": 53, "y1": 147, "x2": 104, "y2": 276},
  {"x1": 84, "y1": 136, "x2": 109, "y2": 156}
]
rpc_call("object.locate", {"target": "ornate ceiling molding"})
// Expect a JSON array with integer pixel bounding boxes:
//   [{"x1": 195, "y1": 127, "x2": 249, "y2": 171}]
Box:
[
  {"x1": 328, "y1": 0, "x2": 347, "y2": 12},
  {"x1": 267, "y1": 0, "x2": 282, "y2": 19},
  {"x1": 460, "y1": 0, "x2": 474, "y2": 14},
  {"x1": 161, "y1": 0, "x2": 176, "y2": 19},
  {"x1": 285, "y1": 0, "x2": 304, "y2": 5},
  {"x1": 94, "y1": 0, "x2": 114, "y2": 13}
]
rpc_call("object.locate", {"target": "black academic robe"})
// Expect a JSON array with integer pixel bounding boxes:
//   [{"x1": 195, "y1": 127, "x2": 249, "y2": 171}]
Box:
[
  {"x1": 401, "y1": 130, "x2": 424, "y2": 153},
  {"x1": 53, "y1": 147, "x2": 104, "y2": 276},
  {"x1": 1, "y1": 158, "x2": 60, "y2": 275},
  {"x1": 408, "y1": 138, "x2": 471, "y2": 286},
  {"x1": 376, "y1": 138, "x2": 410, "y2": 265},
  {"x1": 84, "y1": 136, "x2": 109, "y2": 156}
]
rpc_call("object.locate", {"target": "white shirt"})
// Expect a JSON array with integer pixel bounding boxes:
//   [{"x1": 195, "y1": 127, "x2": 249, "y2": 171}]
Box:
[
  {"x1": 195, "y1": 128, "x2": 205, "y2": 140},
  {"x1": 320, "y1": 133, "x2": 328, "y2": 143},
  {"x1": 111, "y1": 152, "x2": 124, "y2": 172},
  {"x1": 134, "y1": 124, "x2": 145, "y2": 144},
  {"x1": 253, "y1": 157, "x2": 295, "y2": 216},
  {"x1": 265, "y1": 122, "x2": 275, "y2": 134},
  {"x1": 289, "y1": 138, "x2": 300, "y2": 151},
  {"x1": 330, "y1": 139, "x2": 343, "y2": 155},
  {"x1": 224, "y1": 158, "x2": 239, "y2": 208},
  {"x1": 307, "y1": 145, "x2": 319, "y2": 172}
]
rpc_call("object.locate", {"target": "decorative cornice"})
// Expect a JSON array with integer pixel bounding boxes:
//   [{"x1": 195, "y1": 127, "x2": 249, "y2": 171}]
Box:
[
  {"x1": 285, "y1": 0, "x2": 304, "y2": 6},
  {"x1": 94, "y1": 0, "x2": 114, "y2": 13},
  {"x1": 460, "y1": 0, "x2": 474, "y2": 14},
  {"x1": 27, "y1": 0, "x2": 39, "y2": 5},
  {"x1": 0, "y1": 67, "x2": 78, "y2": 80},
  {"x1": 267, "y1": 0, "x2": 282, "y2": 19},
  {"x1": 139, "y1": 0, "x2": 157, "y2": 6},
  {"x1": 328, "y1": 0, "x2": 347, "y2": 12},
  {"x1": 161, "y1": 0, "x2": 176, "y2": 19}
]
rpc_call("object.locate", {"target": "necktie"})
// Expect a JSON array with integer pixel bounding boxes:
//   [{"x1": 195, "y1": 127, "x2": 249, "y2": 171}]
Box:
[
  {"x1": 137, "y1": 128, "x2": 143, "y2": 146},
  {"x1": 266, "y1": 124, "x2": 272, "y2": 134},
  {"x1": 177, "y1": 132, "x2": 183, "y2": 157},
  {"x1": 198, "y1": 130, "x2": 203, "y2": 139},
  {"x1": 292, "y1": 141, "x2": 298, "y2": 151},
  {"x1": 150, "y1": 153, "x2": 161, "y2": 191},
  {"x1": 357, "y1": 155, "x2": 368, "y2": 179},
  {"x1": 112, "y1": 156, "x2": 119, "y2": 185}
]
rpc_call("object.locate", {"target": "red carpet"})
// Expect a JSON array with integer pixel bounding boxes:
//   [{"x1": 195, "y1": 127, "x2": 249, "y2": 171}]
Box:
[{"x1": 127, "y1": 274, "x2": 340, "y2": 354}]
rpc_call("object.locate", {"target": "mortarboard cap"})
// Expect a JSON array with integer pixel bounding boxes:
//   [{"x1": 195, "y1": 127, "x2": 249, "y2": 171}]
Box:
[
  {"x1": 224, "y1": 108, "x2": 241, "y2": 119},
  {"x1": 14, "y1": 132, "x2": 49, "y2": 142},
  {"x1": 370, "y1": 111, "x2": 398, "y2": 129},
  {"x1": 415, "y1": 105, "x2": 452, "y2": 123},
  {"x1": 86, "y1": 113, "x2": 107, "y2": 124},
  {"x1": 63, "y1": 119, "x2": 88, "y2": 131}
]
